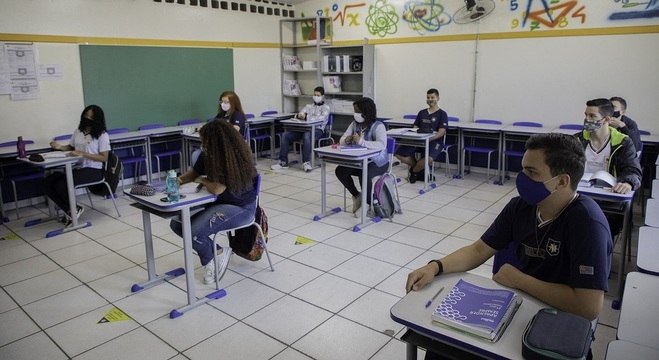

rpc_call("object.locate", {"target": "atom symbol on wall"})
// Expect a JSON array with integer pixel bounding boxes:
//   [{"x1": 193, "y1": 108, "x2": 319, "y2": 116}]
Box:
[
  {"x1": 365, "y1": 0, "x2": 399, "y2": 38},
  {"x1": 402, "y1": 0, "x2": 452, "y2": 34}
]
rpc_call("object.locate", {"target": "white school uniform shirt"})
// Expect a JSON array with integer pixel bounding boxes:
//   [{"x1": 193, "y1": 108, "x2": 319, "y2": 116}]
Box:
[
  {"x1": 584, "y1": 138, "x2": 611, "y2": 174},
  {"x1": 69, "y1": 129, "x2": 111, "y2": 169}
]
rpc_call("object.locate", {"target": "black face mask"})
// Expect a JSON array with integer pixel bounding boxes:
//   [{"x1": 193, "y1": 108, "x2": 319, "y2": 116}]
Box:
[
  {"x1": 80, "y1": 117, "x2": 94, "y2": 129},
  {"x1": 612, "y1": 111, "x2": 621, "y2": 118}
]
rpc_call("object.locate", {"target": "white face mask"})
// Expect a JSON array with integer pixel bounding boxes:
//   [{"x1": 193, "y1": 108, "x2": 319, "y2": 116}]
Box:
[
  {"x1": 354, "y1": 113, "x2": 364, "y2": 123},
  {"x1": 221, "y1": 103, "x2": 231, "y2": 112},
  {"x1": 313, "y1": 95, "x2": 323, "y2": 104}
]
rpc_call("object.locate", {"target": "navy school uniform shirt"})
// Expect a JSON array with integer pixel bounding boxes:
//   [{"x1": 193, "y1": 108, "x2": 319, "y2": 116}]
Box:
[
  {"x1": 482, "y1": 195, "x2": 612, "y2": 292},
  {"x1": 414, "y1": 108, "x2": 448, "y2": 148},
  {"x1": 193, "y1": 153, "x2": 256, "y2": 207},
  {"x1": 215, "y1": 111, "x2": 246, "y2": 137}
]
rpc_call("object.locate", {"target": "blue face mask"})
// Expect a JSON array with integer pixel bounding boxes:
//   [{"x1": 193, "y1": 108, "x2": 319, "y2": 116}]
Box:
[{"x1": 516, "y1": 171, "x2": 558, "y2": 205}]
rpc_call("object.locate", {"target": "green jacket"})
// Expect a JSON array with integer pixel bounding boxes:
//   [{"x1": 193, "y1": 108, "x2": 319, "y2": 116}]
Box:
[{"x1": 577, "y1": 127, "x2": 642, "y2": 190}]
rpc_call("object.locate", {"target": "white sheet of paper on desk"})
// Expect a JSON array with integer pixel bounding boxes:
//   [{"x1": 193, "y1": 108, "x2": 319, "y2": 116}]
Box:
[{"x1": 41, "y1": 151, "x2": 69, "y2": 158}]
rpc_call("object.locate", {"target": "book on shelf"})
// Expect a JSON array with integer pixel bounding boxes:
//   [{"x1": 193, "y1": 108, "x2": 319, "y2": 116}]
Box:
[
  {"x1": 283, "y1": 79, "x2": 301, "y2": 96},
  {"x1": 431, "y1": 278, "x2": 522, "y2": 342},
  {"x1": 339, "y1": 144, "x2": 368, "y2": 151},
  {"x1": 322, "y1": 76, "x2": 341, "y2": 93},
  {"x1": 282, "y1": 55, "x2": 302, "y2": 71},
  {"x1": 580, "y1": 171, "x2": 617, "y2": 188}
]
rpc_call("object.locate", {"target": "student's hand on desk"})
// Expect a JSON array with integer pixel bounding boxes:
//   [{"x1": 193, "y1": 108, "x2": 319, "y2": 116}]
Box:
[
  {"x1": 612, "y1": 182, "x2": 632, "y2": 194},
  {"x1": 492, "y1": 263, "x2": 523, "y2": 289},
  {"x1": 69, "y1": 150, "x2": 83, "y2": 157},
  {"x1": 405, "y1": 264, "x2": 436, "y2": 293},
  {"x1": 296, "y1": 112, "x2": 306, "y2": 120},
  {"x1": 49, "y1": 140, "x2": 60, "y2": 150}
]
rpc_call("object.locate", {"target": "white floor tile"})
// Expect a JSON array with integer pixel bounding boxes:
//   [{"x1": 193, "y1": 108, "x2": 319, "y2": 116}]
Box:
[
  {"x1": 362, "y1": 240, "x2": 425, "y2": 267},
  {"x1": 0, "y1": 308, "x2": 40, "y2": 346},
  {"x1": 66, "y1": 252, "x2": 136, "y2": 283},
  {"x1": 4, "y1": 269, "x2": 81, "y2": 306},
  {"x1": 339, "y1": 289, "x2": 405, "y2": 334},
  {"x1": 211, "y1": 277, "x2": 285, "y2": 320},
  {"x1": 0, "y1": 288, "x2": 18, "y2": 313},
  {"x1": 293, "y1": 315, "x2": 390, "y2": 360},
  {"x1": 323, "y1": 230, "x2": 382, "y2": 254},
  {"x1": 74, "y1": 324, "x2": 178, "y2": 360},
  {"x1": 250, "y1": 259, "x2": 323, "y2": 293},
  {"x1": 291, "y1": 273, "x2": 369, "y2": 313},
  {"x1": 0, "y1": 255, "x2": 60, "y2": 286},
  {"x1": 184, "y1": 322, "x2": 286, "y2": 360},
  {"x1": 0, "y1": 332, "x2": 68, "y2": 360},
  {"x1": 48, "y1": 240, "x2": 110, "y2": 268},
  {"x1": 0, "y1": 241, "x2": 39, "y2": 266},
  {"x1": 45, "y1": 304, "x2": 139, "y2": 357},
  {"x1": 271, "y1": 347, "x2": 313, "y2": 360},
  {"x1": 245, "y1": 295, "x2": 332, "y2": 344},
  {"x1": 23, "y1": 285, "x2": 108, "y2": 329},
  {"x1": 330, "y1": 255, "x2": 400, "y2": 288},
  {"x1": 113, "y1": 282, "x2": 187, "y2": 325},
  {"x1": 290, "y1": 243, "x2": 354, "y2": 271}
]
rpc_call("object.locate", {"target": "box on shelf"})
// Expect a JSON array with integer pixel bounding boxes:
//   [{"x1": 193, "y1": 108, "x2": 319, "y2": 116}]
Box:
[
  {"x1": 322, "y1": 76, "x2": 341, "y2": 93},
  {"x1": 302, "y1": 61, "x2": 317, "y2": 70},
  {"x1": 283, "y1": 79, "x2": 301, "y2": 96},
  {"x1": 283, "y1": 55, "x2": 301, "y2": 71}
]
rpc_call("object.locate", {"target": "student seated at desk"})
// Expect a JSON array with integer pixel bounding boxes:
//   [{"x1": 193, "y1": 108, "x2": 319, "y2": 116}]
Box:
[
  {"x1": 335, "y1": 97, "x2": 388, "y2": 215},
  {"x1": 170, "y1": 120, "x2": 257, "y2": 285},
  {"x1": 609, "y1": 96, "x2": 642, "y2": 155},
  {"x1": 44, "y1": 104, "x2": 110, "y2": 226},
  {"x1": 394, "y1": 88, "x2": 448, "y2": 183},
  {"x1": 271, "y1": 86, "x2": 330, "y2": 172},
  {"x1": 214, "y1": 90, "x2": 246, "y2": 137},
  {"x1": 406, "y1": 133, "x2": 612, "y2": 360},
  {"x1": 578, "y1": 98, "x2": 642, "y2": 237}
]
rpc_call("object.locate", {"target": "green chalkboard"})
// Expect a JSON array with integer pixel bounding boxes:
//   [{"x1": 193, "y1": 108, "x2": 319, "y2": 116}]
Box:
[{"x1": 80, "y1": 45, "x2": 233, "y2": 129}]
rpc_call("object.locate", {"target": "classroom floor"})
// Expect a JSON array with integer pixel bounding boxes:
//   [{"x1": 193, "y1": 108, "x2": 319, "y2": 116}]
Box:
[{"x1": 0, "y1": 159, "x2": 640, "y2": 360}]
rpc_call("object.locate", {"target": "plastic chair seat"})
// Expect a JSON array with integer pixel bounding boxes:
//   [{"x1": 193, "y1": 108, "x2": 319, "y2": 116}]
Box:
[{"x1": 463, "y1": 119, "x2": 502, "y2": 181}]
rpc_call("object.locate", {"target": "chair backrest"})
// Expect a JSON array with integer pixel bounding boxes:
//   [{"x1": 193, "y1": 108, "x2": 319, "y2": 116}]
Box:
[
  {"x1": 325, "y1": 114, "x2": 334, "y2": 134},
  {"x1": 53, "y1": 134, "x2": 72, "y2": 141},
  {"x1": 403, "y1": 114, "x2": 416, "y2": 120},
  {"x1": 475, "y1": 119, "x2": 503, "y2": 125},
  {"x1": 513, "y1": 121, "x2": 542, "y2": 128},
  {"x1": 386, "y1": 137, "x2": 396, "y2": 155},
  {"x1": 448, "y1": 116, "x2": 460, "y2": 122},
  {"x1": 107, "y1": 127, "x2": 130, "y2": 135},
  {"x1": 639, "y1": 129, "x2": 651, "y2": 135},
  {"x1": 559, "y1": 124, "x2": 583, "y2": 130},
  {"x1": 261, "y1": 110, "x2": 277, "y2": 116},
  {"x1": 245, "y1": 113, "x2": 255, "y2": 119},
  {"x1": 138, "y1": 123, "x2": 165, "y2": 131},
  {"x1": 255, "y1": 173, "x2": 262, "y2": 196},
  {"x1": 177, "y1": 118, "x2": 201, "y2": 126},
  {"x1": 0, "y1": 139, "x2": 35, "y2": 147}
]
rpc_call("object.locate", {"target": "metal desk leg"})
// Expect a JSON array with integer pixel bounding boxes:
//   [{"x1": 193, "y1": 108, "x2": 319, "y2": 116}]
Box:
[
  {"x1": 170, "y1": 206, "x2": 227, "y2": 318},
  {"x1": 313, "y1": 159, "x2": 341, "y2": 221},
  {"x1": 613, "y1": 200, "x2": 632, "y2": 309},
  {"x1": 455, "y1": 128, "x2": 464, "y2": 179},
  {"x1": 46, "y1": 162, "x2": 91, "y2": 237},
  {"x1": 419, "y1": 137, "x2": 437, "y2": 195}
]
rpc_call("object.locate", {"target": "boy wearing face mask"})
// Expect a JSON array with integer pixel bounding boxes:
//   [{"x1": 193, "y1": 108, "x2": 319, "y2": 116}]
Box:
[
  {"x1": 609, "y1": 96, "x2": 642, "y2": 153},
  {"x1": 407, "y1": 134, "x2": 611, "y2": 360},
  {"x1": 577, "y1": 98, "x2": 641, "y2": 195},
  {"x1": 271, "y1": 86, "x2": 330, "y2": 172},
  {"x1": 394, "y1": 88, "x2": 448, "y2": 184}
]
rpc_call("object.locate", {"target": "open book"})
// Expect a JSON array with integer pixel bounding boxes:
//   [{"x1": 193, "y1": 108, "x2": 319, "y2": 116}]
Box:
[
  {"x1": 431, "y1": 279, "x2": 522, "y2": 342},
  {"x1": 41, "y1": 151, "x2": 70, "y2": 158},
  {"x1": 580, "y1": 171, "x2": 617, "y2": 188}
]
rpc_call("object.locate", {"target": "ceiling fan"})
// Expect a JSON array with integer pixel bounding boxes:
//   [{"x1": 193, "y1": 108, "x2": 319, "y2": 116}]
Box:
[{"x1": 453, "y1": 0, "x2": 496, "y2": 24}]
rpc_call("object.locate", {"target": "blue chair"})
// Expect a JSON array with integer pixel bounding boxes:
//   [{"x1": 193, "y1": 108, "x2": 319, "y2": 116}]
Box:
[
  {"x1": 639, "y1": 129, "x2": 651, "y2": 136},
  {"x1": 108, "y1": 128, "x2": 147, "y2": 186},
  {"x1": 432, "y1": 116, "x2": 460, "y2": 178},
  {"x1": 0, "y1": 140, "x2": 44, "y2": 219},
  {"x1": 503, "y1": 122, "x2": 543, "y2": 178},
  {"x1": 463, "y1": 119, "x2": 503, "y2": 180},
  {"x1": 249, "y1": 112, "x2": 273, "y2": 161},
  {"x1": 139, "y1": 124, "x2": 182, "y2": 182},
  {"x1": 209, "y1": 174, "x2": 274, "y2": 289},
  {"x1": 177, "y1": 118, "x2": 201, "y2": 126}
]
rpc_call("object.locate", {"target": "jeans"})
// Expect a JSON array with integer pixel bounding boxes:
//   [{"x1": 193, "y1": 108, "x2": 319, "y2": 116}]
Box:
[
  {"x1": 170, "y1": 201, "x2": 257, "y2": 266},
  {"x1": 279, "y1": 129, "x2": 323, "y2": 164},
  {"x1": 42, "y1": 167, "x2": 104, "y2": 213}
]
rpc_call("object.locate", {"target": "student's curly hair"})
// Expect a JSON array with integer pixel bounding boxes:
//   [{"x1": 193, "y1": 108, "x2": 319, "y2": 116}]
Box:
[
  {"x1": 79, "y1": 105, "x2": 107, "y2": 139},
  {"x1": 199, "y1": 120, "x2": 255, "y2": 194}
]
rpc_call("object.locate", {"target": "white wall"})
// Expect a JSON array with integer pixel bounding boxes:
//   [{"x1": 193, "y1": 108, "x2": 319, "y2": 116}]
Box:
[{"x1": 0, "y1": 0, "x2": 284, "y2": 143}]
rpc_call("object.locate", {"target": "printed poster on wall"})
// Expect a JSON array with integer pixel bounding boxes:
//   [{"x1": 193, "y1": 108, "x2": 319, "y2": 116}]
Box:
[
  {"x1": 0, "y1": 44, "x2": 10, "y2": 94},
  {"x1": 6, "y1": 43, "x2": 39, "y2": 100}
]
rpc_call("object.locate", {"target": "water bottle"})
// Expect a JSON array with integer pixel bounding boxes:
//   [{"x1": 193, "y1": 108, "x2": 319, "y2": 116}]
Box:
[
  {"x1": 17, "y1": 136, "x2": 26, "y2": 158},
  {"x1": 166, "y1": 170, "x2": 180, "y2": 202}
]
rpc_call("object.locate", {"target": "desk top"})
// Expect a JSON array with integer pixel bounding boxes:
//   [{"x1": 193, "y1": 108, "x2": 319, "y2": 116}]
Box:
[
  {"x1": 577, "y1": 185, "x2": 634, "y2": 202},
  {"x1": 0, "y1": 142, "x2": 51, "y2": 158},
  {"x1": 247, "y1": 117, "x2": 277, "y2": 125},
  {"x1": 391, "y1": 272, "x2": 543, "y2": 359},
  {"x1": 18, "y1": 152, "x2": 83, "y2": 168},
  {"x1": 641, "y1": 134, "x2": 659, "y2": 145},
  {"x1": 386, "y1": 128, "x2": 435, "y2": 139},
  {"x1": 456, "y1": 122, "x2": 505, "y2": 131},
  {"x1": 606, "y1": 340, "x2": 659, "y2": 360},
  {"x1": 501, "y1": 125, "x2": 552, "y2": 135},
  {"x1": 280, "y1": 119, "x2": 324, "y2": 126},
  {"x1": 617, "y1": 272, "x2": 659, "y2": 350},
  {"x1": 123, "y1": 183, "x2": 217, "y2": 212},
  {"x1": 314, "y1": 145, "x2": 380, "y2": 160},
  {"x1": 645, "y1": 198, "x2": 659, "y2": 227},
  {"x1": 637, "y1": 227, "x2": 659, "y2": 275},
  {"x1": 262, "y1": 112, "x2": 295, "y2": 120}
]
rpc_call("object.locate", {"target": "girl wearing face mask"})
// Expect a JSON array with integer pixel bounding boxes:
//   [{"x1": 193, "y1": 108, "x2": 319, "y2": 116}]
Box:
[
  {"x1": 335, "y1": 97, "x2": 388, "y2": 215},
  {"x1": 214, "y1": 90, "x2": 247, "y2": 137},
  {"x1": 45, "y1": 105, "x2": 110, "y2": 226}
]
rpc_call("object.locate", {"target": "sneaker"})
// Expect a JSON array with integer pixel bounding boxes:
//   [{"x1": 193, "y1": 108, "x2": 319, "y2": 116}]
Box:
[
  {"x1": 203, "y1": 247, "x2": 232, "y2": 285},
  {"x1": 75, "y1": 206, "x2": 84, "y2": 220},
  {"x1": 351, "y1": 194, "x2": 362, "y2": 214},
  {"x1": 408, "y1": 169, "x2": 417, "y2": 184},
  {"x1": 392, "y1": 159, "x2": 401, "y2": 167},
  {"x1": 303, "y1": 162, "x2": 313, "y2": 172},
  {"x1": 270, "y1": 161, "x2": 289, "y2": 170}
]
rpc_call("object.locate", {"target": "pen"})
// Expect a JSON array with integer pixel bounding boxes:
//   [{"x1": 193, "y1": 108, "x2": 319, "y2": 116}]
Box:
[
  {"x1": 425, "y1": 286, "x2": 445, "y2": 308},
  {"x1": 195, "y1": 183, "x2": 204, "y2": 193}
]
